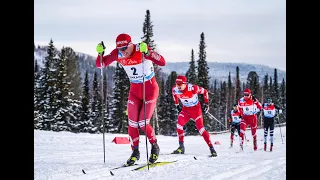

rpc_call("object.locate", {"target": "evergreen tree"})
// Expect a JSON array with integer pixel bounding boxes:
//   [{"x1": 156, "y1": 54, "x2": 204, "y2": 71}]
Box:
[
  {"x1": 226, "y1": 72, "x2": 233, "y2": 128},
  {"x1": 185, "y1": 49, "x2": 197, "y2": 84},
  {"x1": 272, "y1": 68, "x2": 280, "y2": 105},
  {"x1": 218, "y1": 81, "x2": 227, "y2": 131},
  {"x1": 34, "y1": 60, "x2": 42, "y2": 129},
  {"x1": 65, "y1": 48, "x2": 82, "y2": 100},
  {"x1": 279, "y1": 78, "x2": 286, "y2": 122},
  {"x1": 89, "y1": 71, "x2": 102, "y2": 133},
  {"x1": 40, "y1": 39, "x2": 59, "y2": 131},
  {"x1": 197, "y1": 32, "x2": 210, "y2": 127},
  {"x1": 141, "y1": 9, "x2": 162, "y2": 135},
  {"x1": 235, "y1": 66, "x2": 242, "y2": 101},
  {"x1": 157, "y1": 77, "x2": 166, "y2": 134},
  {"x1": 80, "y1": 71, "x2": 90, "y2": 132},
  {"x1": 263, "y1": 74, "x2": 269, "y2": 99},
  {"x1": 184, "y1": 50, "x2": 198, "y2": 135},
  {"x1": 111, "y1": 63, "x2": 129, "y2": 133},
  {"x1": 159, "y1": 71, "x2": 178, "y2": 135},
  {"x1": 53, "y1": 46, "x2": 71, "y2": 131}
]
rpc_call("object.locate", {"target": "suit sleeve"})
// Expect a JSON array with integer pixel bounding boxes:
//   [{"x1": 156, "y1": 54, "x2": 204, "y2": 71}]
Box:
[
  {"x1": 172, "y1": 87, "x2": 179, "y2": 105},
  {"x1": 192, "y1": 85, "x2": 209, "y2": 103},
  {"x1": 96, "y1": 49, "x2": 118, "y2": 68},
  {"x1": 237, "y1": 100, "x2": 244, "y2": 116},
  {"x1": 144, "y1": 47, "x2": 166, "y2": 66}
]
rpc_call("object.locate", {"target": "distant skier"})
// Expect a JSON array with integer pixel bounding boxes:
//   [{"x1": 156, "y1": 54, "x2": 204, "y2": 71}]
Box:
[
  {"x1": 95, "y1": 33, "x2": 166, "y2": 165},
  {"x1": 171, "y1": 75, "x2": 217, "y2": 157},
  {"x1": 262, "y1": 97, "x2": 282, "y2": 151},
  {"x1": 237, "y1": 88, "x2": 262, "y2": 151},
  {"x1": 229, "y1": 104, "x2": 242, "y2": 148}
]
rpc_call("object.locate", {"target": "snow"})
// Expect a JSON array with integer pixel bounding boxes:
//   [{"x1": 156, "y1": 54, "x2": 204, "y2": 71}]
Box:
[{"x1": 34, "y1": 126, "x2": 286, "y2": 180}]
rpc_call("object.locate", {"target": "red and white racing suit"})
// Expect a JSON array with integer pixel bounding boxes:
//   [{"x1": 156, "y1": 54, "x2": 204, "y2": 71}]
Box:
[
  {"x1": 172, "y1": 83, "x2": 213, "y2": 148},
  {"x1": 96, "y1": 44, "x2": 166, "y2": 150},
  {"x1": 237, "y1": 97, "x2": 262, "y2": 146}
]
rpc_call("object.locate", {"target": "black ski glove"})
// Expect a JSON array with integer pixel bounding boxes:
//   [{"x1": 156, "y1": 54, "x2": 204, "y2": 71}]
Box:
[
  {"x1": 176, "y1": 104, "x2": 182, "y2": 113},
  {"x1": 203, "y1": 103, "x2": 209, "y2": 114}
]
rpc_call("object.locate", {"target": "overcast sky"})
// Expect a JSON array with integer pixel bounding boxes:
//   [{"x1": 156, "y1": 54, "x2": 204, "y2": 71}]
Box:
[{"x1": 34, "y1": 0, "x2": 286, "y2": 71}]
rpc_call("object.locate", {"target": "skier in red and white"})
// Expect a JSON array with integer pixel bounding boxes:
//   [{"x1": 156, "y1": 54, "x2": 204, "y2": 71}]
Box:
[
  {"x1": 237, "y1": 88, "x2": 262, "y2": 151},
  {"x1": 171, "y1": 75, "x2": 217, "y2": 157},
  {"x1": 95, "y1": 33, "x2": 166, "y2": 165}
]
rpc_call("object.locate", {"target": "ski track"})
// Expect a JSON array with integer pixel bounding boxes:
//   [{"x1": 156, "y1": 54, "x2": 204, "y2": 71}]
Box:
[{"x1": 34, "y1": 127, "x2": 286, "y2": 180}]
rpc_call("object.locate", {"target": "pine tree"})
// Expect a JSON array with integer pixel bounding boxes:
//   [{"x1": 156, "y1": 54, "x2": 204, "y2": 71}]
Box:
[
  {"x1": 34, "y1": 60, "x2": 42, "y2": 129},
  {"x1": 279, "y1": 78, "x2": 286, "y2": 122},
  {"x1": 40, "y1": 39, "x2": 59, "y2": 131},
  {"x1": 54, "y1": 46, "x2": 71, "y2": 131},
  {"x1": 65, "y1": 48, "x2": 82, "y2": 100},
  {"x1": 197, "y1": 32, "x2": 210, "y2": 127},
  {"x1": 89, "y1": 71, "x2": 102, "y2": 133},
  {"x1": 80, "y1": 71, "x2": 90, "y2": 132},
  {"x1": 111, "y1": 62, "x2": 129, "y2": 133},
  {"x1": 141, "y1": 9, "x2": 161, "y2": 135},
  {"x1": 186, "y1": 49, "x2": 197, "y2": 84},
  {"x1": 159, "y1": 71, "x2": 178, "y2": 135},
  {"x1": 184, "y1": 49, "x2": 198, "y2": 135},
  {"x1": 235, "y1": 66, "x2": 242, "y2": 101},
  {"x1": 272, "y1": 68, "x2": 280, "y2": 105}
]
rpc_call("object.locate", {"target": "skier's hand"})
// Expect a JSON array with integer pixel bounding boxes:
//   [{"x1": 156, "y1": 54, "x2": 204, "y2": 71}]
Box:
[
  {"x1": 239, "y1": 115, "x2": 242, "y2": 119},
  {"x1": 252, "y1": 96, "x2": 257, "y2": 102},
  {"x1": 203, "y1": 103, "x2": 209, "y2": 114},
  {"x1": 139, "y1": 42, "x2": 149, "y2": 55},
  {"x1": 176, "y1": 104, "x2": 181, "y2": 113},
  {"x1": 96, "y1": 42, "x2": 105, "y2": 54}
]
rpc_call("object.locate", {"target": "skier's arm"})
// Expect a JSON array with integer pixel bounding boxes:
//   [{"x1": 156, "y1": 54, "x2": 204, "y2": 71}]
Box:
[
  {"x1": 172, "y1": 87, "x2": 179, "y2": 105},
  {"x1": 193, "y1": 85, "x2": 209, "y2": 103},
  {"x1": 144, "y1": 47, "x2": 166, "y2": 66},
  {"x1": 96, "y1": 49, "x2": 118, "y2": 68}
]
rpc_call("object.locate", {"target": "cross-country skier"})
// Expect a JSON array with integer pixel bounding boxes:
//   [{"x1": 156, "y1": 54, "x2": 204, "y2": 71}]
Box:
[
  {"x1": 95, "y1": 33, "x2": 166, "y2": 165},
  {"x1": 171, "y1": 75, "x2": 217, "y2": 157},
  {"x1": 229, "y1": 104, "x2": 242, "y2": 148},
  {"x1": 237, "y1": 88, "x2": 262, "y2": 151},
  {"x1": 262, "y1": 97, "x2": 282, "y2": 151}
]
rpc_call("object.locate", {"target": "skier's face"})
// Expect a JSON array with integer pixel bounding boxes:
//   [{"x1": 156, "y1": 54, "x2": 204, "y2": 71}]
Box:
[
  {"x1": 118, "y1": 43, "x2": 134, "y2": 57},
  {"x1": 176, "y1": 83, "x2": 186, "y2": 91},
  {"x1": 243, "y1": 93, "x2": 251, "y2": 101}
]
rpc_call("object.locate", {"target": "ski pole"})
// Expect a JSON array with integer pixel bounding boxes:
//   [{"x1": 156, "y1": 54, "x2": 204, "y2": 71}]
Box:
[
  {"x1": 142, "y1": 49, "x2": 149, "y2": 170},
  {"x1": 99, "y1": 41, "x2": 106, "y2": 163},
  {"x1": 276, "y1": 114, "x2": 284, "y2": 144},
  {"x1": 207, "y1": 112, "x2": 227, "y2": 130}
]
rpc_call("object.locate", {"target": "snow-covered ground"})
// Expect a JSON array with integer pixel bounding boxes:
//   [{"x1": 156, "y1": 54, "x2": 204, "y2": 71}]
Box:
[{"x1": 34, "y1": 126, "x2": 286, "y2": 180}]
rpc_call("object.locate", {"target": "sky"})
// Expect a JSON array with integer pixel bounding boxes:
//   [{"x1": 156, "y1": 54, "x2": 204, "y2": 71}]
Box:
[
  {"x1": 34, "y1": 126, "x2": 286, "y2": 180},
  {"x1": 34, "y1": 0, "x2": 286, "y2": 71}
]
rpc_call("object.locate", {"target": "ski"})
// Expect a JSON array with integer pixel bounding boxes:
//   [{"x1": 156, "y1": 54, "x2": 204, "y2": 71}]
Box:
[
  {"x1": 109, "y1": 163, "x2": 139, "y2": 171},
  {"x1": 132, "y1": 160, "x2": 178, "y2": 171}
]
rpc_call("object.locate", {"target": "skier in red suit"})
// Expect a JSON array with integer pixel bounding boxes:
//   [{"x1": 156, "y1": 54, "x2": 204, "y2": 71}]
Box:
[
  {"x1": 95, "y1": 33, "x2": 166, "y2": 165},
  {"x1": 237, "y1": 88, "x2": 262, "y2": 151},
  {"x1": 171, "y1": 75, "x2": 217, "y2": 157}
]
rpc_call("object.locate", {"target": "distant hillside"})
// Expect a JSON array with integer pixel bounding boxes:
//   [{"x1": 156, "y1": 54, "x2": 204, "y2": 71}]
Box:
[
  {"x1": 162, "y1": 62, "x2": 286, "y2": 84},
  {"x1": 34, "y1": 46, "x2": 286, "y2": 87}
]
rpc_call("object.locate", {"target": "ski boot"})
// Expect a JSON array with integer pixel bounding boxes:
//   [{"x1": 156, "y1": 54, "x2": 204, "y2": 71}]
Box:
[
  {"x1": 253, "y1": 139, "x2": 257, "y2": 151},
  {"x1": 126, "y1": 149, "x2": 140, "y2": 166},
  {"x1": 210, "y1": 146, "x2": 217, "y2": 157},
  {"x1": 264, "y1": 143, "x2": 267, "y2": 151},
  {"x1": 172, "y1": 145, "x2": 185, "y2": 154},
  {"x1": 149, "y1": 142, "x2": 160, "y2": 164},
  {"x1": 230, "y1": 139, "x2": 233, "y2": 148},
  {"x1": 270, "y1": 143, "x2": 273, "y2": 152}
]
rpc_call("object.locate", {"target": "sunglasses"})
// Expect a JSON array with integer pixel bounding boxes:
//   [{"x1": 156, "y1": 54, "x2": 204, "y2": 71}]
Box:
[
  {"x1": 118, "y1": 45, "x2": 129, "y2": 51},
  {"x1": 176, "y1": 83, "x2": 185, "y2": 86},
  {"x1": 243, "y1": 94, "x2": 250, "y2": 96}
]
